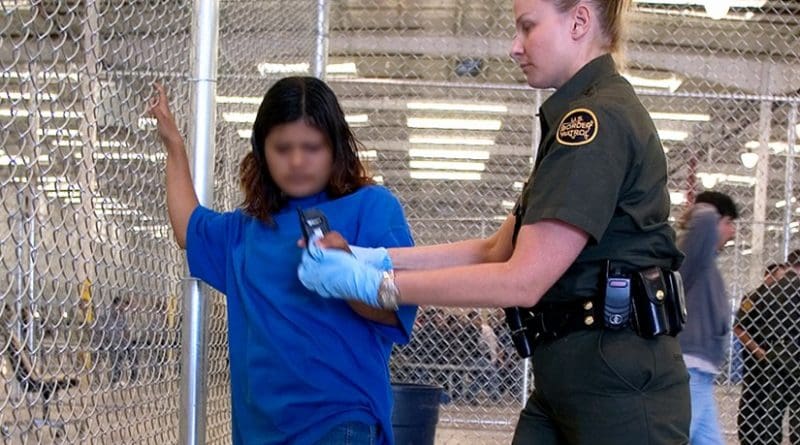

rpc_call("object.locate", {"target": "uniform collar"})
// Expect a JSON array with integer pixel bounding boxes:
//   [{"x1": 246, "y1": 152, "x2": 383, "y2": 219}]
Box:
[{"x1": 539, "y1": 53, "x2": 617, "y2": 129}]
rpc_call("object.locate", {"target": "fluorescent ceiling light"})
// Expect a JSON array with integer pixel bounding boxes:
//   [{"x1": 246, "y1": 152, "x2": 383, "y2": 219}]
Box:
[
  {"x1": 633, "y1": 0, "x2": 767, "y2": 20},
  {"x1": 138, "y1": 117, "x2": 157, "y2": 129},
  {"x1": 345, "y1": 114, "x2": 369, "y2": 125},
  {"x1": 255, "y1": 62, "x2": 357, "y2": 77},
  {"x1": 409, "y1": 135, "x2": 494, "y2": 146},
  {"x1": 225, "y1": 112, "x2": 365, "y2": 125},
  {"x1": 238, "y1": 129, "x2": 252, "y2": 139},
  {"x1": 513, "y1": 181, "x2": 524, "y2": 191},
  {"x1": 745, "y1": 141, "x2": 793, "y2": 154},
  {"x1": 697, "y1": 172, "x2": 756, "y2": 188},
  {"x1": 0, "y1": 153, "x2": 49, "y2": 165},
  {"x1": 740, "y1": 151, "x2": 759, "y2": 168},
  {"x1": 650, "y1": 112, "x2": 710, "y2": 122},
  {"x1": 1, "y1": 71, "x2": 78, "y2": 81},
  {"x1": 632, "y1": 0, "x2": 765, "y2": 6},
  {"x1": 2, "y1": 91, "x2": 59, "y2": 101},
  {"x1": 53, "y1": 140, "x2": 129, "y2": 149},
  {"x1": 409, "y1": 148, "x2": 490, "y2": 160},
  {"x1": 96, "y1": 209, "x2": 141, "y2": 216},
  {"x1": 257, "y1": 62, "x2": 309, "y2": 75},
  {"x1": 775, "y1": 197, "x2": 797, "y2": 208},
  {"x1": 409, "y1": 160, "x2": 485, "y2": 172},
  {"x1": 669, "y1": 191, "x2": 686, "y2": 205},
  {"x1": 358, "y1": 150, "x2": 378, "y2": 160},
  {"x1": 373, "y1": 175, "x2": 384, "y2": 184},
  {"x1": 406, "y1": 102, "x2": 508, "y2": 113},
  {"x1": 658, "y1": 129, "x2": 689, "y2": 141},
  {"x1": 0, "y1": 108, "x2": 84, "y2": 119},
  {"x1": 45, "y1": 190, "x2": 81, "y2": 199},
  {"x1": 409, "y1": 170, "x2": 482, "y2": 181},
  {"x1": 327, "y1": 62, "x2": 358, "y2": 75},
  {"x1": 407, "y1": 117, "x2": 502, "y2": 131},
  {"x1": 222, "y1": 112, "x2": 255, "y2": 123},
  {"x1": 94, "y1": 197, "x2": 128, "y2": 210},
  {"x1": 218, "y1": 96, "x2": 262, "y2": 105},
  {"x1": 502, "y1": 200, "x2": 516, "y2": 210},
  {"x1": 37, "y1": 128, "x2": 80, "y2": 137},
  {"x1": 1, "y1": 1, "x2": 32, "y2": 10},
  {"x1": 132, "y1": 225, "x2": 170, "y2": 238},
  {"x1": 93, "y1": 152, "x2": 165, "y2": 162},
  {"x1": 623, "y1": 72, "x2": 682, "y2": 92}
]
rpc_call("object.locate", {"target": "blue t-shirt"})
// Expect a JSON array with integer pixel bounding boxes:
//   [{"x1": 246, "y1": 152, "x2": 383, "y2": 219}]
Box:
[{"x1": 185, "y1": 185, "x2": 417, "y2": 445}]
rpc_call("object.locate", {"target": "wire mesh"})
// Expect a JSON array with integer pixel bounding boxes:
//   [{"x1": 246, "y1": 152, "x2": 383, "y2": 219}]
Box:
[
  {"x1": 1, "y1": 0, "x2": 799, "y2": 444},
  {"x1": 0, "y1": 0, "x2": 192, "y2": 443}
]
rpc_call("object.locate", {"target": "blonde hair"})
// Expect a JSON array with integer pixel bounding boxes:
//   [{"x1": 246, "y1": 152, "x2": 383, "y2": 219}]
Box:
[{"x1": 549, "y1": 0, "x2": 631, "y2": 66}]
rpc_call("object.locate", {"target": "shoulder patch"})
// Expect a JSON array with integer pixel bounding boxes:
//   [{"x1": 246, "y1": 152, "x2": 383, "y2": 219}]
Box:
[{"x1": 556, "y1": 108, "x2": 598, "y2": 146}]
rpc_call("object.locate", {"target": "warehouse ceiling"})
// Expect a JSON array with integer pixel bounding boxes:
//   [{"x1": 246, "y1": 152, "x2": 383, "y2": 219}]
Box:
[{"x1": 0, "y1": 0, "x2": 798, "y2": 246}]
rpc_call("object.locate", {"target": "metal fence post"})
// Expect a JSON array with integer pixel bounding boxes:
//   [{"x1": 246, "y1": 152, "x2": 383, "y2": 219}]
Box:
[{"x1": 180, "y1": 1, "x2": 220, "y2": 444}]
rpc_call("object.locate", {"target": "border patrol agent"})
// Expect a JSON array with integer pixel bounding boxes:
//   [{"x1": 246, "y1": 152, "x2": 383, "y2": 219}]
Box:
[
  {"x1": 736, "y1": 263, "x2": 800, "y2": 445},
  {"x1": 296, "y1": 1, "x2": 691, "y2": 444}
]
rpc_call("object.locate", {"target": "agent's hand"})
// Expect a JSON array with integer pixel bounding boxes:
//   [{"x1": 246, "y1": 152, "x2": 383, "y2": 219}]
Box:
[
  {"x1": 298, "y1": 231, "x2": 351, "y2": 252},
  {"x1": 149, "y1": 83, "x2": 184, "y2": 148},
  {"x1": 299, "y1": 231, "x2": 393, "y2": 271},
  {"x1": 298, "y1": 237, "x2": 383, "y2": 307}
]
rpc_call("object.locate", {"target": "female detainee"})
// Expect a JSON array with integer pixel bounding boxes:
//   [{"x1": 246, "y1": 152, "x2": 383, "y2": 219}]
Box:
[
  {"x1": 297, "y1": 1, "x2": 691, "y2": 444},
  {"x1": 150, "y1": 77, "x2": 416, "y2": 445}
]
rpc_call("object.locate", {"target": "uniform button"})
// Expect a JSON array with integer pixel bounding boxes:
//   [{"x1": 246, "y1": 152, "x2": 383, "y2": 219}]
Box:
[
  {"x1": 583, "y1": 301, "x2": 593, "y2": 311},
  {"x1": 584, "y1": 316, "x2": 595, "y2": 326},
  {"x1": 656, "y1": 290, "x2": 665, "y2": 301}
]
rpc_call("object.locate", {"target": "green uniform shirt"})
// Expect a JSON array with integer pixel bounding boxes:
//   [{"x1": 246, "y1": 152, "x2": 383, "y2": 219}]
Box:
[{"x1": 514, "y1": 54, "x2": 684, "y2": 303}]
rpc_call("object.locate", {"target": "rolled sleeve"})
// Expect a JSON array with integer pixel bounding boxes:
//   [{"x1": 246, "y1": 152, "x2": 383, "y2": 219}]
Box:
[{"x1": 185, "y1": 205, "x2": 238, "y2": 294}]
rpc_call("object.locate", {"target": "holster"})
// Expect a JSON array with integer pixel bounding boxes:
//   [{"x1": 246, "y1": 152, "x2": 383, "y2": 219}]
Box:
[{"x1": 630, "y1": 267, "x2": 687, "y2": 338}]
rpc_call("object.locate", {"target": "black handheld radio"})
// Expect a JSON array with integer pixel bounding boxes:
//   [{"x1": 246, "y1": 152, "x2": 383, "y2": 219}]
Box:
[
  {"x1": 604, "y1": 261, "x2": 632, "y2": 329},
  {"x1": 298, "y1": 208, "x2": 331, "y2": 249}
]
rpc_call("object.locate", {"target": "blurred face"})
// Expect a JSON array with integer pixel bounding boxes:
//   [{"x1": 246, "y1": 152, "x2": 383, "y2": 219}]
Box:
[
  {"x1": 511, "y1": 0, "x2": 574, "y2": 89},
  {"x1": 717, "y1": 216, "x2": 736, "y2": 250},
  {"x1": 263, "y1": 120, "x2": 333, "y2": 198}
]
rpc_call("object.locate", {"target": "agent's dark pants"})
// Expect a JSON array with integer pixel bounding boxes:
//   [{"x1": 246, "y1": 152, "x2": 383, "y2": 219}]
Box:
[
  {"x1": 738, "y1": 362, "x2": 800, "y2": 445},
  {"x1": 512, "y1": 329, "x2": 690, "y2": 445}
]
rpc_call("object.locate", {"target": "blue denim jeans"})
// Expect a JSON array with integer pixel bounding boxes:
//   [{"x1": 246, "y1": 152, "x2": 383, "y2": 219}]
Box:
[
  {"x1": 314, "y1": 422, "x2": 378, "y2": 445},
  {"x1": 688, "y1": 368, "x2": 724, "y2": 445}
]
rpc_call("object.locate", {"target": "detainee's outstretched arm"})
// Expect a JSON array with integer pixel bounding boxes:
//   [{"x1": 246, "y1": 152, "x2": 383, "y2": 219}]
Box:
[{"x1": 150, "y1": 83, "x2": 199, "y2": 249}]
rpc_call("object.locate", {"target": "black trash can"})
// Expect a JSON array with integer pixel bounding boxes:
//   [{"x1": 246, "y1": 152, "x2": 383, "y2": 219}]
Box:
[{"x1": 391, "y1": 383, "x2": 442, "y2": 445}]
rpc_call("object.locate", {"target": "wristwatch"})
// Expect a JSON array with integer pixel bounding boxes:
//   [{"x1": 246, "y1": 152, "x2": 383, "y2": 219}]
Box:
[{"x1": 376, "y1": 270, "x2": 400, "y2": 310}]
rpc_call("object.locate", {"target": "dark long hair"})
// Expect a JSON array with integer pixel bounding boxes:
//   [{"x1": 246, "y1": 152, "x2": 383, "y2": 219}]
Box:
[{"x1": 240, "y1": 76, "x2": 373, "y2": 224}]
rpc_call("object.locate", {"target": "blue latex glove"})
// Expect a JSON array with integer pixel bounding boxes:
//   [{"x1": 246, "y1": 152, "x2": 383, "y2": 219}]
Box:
[
  {"x1": 298, "y1": 239, "x2": 383, "y2": 307},
  {"x1": 349, "y1": 245, "x2": 393, "y2": 271}
]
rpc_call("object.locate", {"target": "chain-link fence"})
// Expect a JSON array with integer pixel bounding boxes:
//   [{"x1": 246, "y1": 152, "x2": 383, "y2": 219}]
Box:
[
  {"x1": 0, "y1": 0, "x2": 193, "y2": 443},
  {"x1": 1, "y1": 0, "x2": 799, "y2": 444}
]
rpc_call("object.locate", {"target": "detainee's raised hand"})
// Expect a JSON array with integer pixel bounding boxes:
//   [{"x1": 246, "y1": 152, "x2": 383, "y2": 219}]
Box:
[
  {"x1": 149, "y1": 82, "x2": 197, "y2": 248},
  {"x1": 149, "y1": 83, "x2": 184, "y2": 149}
]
